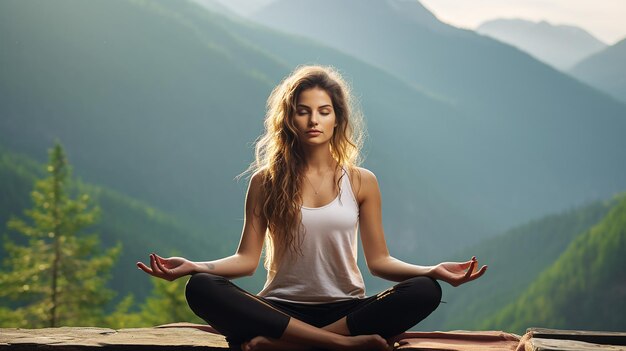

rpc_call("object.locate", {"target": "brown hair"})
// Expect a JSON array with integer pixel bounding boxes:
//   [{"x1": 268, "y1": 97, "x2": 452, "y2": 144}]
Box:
[{"x1": 241, "y1": 64, "x2": 365, "y2": 272}]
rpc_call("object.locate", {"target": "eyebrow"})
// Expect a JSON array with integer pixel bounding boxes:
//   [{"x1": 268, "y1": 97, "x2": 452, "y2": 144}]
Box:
[{"x1": 296, "y1": 104, "x2": 333, "y2": 109}]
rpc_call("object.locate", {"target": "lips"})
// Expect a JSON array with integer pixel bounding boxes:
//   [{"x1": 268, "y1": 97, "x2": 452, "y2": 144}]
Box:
[{"x1": 306, "y1": 130, "x2": 322, "y2": 136}]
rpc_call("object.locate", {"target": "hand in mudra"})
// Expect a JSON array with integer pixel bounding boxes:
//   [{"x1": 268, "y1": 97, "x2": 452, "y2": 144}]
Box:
[
  {"x1": 432, "y1": 256, "x2": 487, "y2": 287},
  {"x1": 136, "y1": 253, "x2": 196, "y2": 281}
]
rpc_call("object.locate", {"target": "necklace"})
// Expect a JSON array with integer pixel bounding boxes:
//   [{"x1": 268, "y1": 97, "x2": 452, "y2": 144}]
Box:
[{"x1": 305, "y1": 170, "x2": 330, "y2": 195}]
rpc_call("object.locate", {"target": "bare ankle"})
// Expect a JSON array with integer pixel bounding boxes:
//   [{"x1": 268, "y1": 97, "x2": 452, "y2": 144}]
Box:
[{"x1": 339, "y1": 334, "x2": 391, "y2": 351}]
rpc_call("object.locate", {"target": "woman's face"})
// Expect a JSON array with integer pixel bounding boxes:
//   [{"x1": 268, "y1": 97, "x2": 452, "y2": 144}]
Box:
[{"x1": 293, "y1": 87, "x2": 337, "y2": 148}]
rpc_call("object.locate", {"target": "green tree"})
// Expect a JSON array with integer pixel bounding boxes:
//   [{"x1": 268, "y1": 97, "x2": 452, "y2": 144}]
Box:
[{"x1": 0, "y1": 142, "x2": 121, "y2": 327}]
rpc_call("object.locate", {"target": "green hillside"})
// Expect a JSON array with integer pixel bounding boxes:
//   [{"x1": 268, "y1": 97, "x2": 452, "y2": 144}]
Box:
[
  {"x1": 0, "y1": 0, "x2": 278, "y2": 229},
  {"x1": 0, "y1": 146, "x2": 237, "y2": 302},
  {"x1": 417, "y1": 196, "x2": 616, "y2": 330},
  {"x1": 481, "y1": 192, "x2": 626, "y2": 334},
  {"x1": 0, "y1": 0, "x2": 491, "y2": 269}
]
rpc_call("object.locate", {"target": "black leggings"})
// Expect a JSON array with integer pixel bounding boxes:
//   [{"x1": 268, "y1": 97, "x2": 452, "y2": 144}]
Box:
[{"x1": 185, "y1": 273, "x2": 442, "y2": 346}]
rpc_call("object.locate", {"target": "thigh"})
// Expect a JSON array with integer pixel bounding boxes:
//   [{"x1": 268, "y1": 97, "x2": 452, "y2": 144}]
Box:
[
  {"x1": 344, "y1": 276, "x2": 443, "y2": 338},
  {"x1": 185, "y1": 273, "x2": 292, "y2": 344}
]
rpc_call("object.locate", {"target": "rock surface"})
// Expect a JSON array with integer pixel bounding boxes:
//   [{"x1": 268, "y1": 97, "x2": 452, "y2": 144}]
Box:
[
  {"x1": 0, "y1": 327, "x2": 228, "y2": 350},
  {"x1": 3, "y1": 326, "x2": 624, "y2": 350}
]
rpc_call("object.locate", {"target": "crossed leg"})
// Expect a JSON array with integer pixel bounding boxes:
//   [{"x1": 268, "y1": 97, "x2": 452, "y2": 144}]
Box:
[
  {"x1": 185, "y1": 273, "x2": 441, "y2": 351},
  {"x1": 241, "y1": 316, "x2": 389, "y2": 351}
]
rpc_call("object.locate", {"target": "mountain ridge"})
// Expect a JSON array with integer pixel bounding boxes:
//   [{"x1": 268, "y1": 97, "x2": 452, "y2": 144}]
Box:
[
  {"x1": 476, "y1": 18, "x2": 606, "y2": 70},
  {"x1": 569, "y1": 38, "x2": 626, "y2": 104}
]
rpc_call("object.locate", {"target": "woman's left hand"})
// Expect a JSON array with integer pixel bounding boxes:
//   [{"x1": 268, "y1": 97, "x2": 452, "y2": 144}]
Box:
[
  {"x1": 136, "y1": 253, "x2": 198, "y2": 281},
  {"x1": 430, "y1": 256, "x2": 487, "y2": 287}
]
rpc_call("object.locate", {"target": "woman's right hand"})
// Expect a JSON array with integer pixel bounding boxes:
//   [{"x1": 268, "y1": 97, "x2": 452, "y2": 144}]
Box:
[
  {"x1": 430, "y1": 256, "x2": 487, "y2": 287},
  {"x1": 136, "y1": 253, "x2": 198, "y2": 281}
]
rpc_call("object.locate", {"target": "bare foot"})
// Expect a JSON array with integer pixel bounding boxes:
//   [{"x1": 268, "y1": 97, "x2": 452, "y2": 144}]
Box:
[
  {"x1": 241, "y1": 334, "x2": 391, "y2": 351},
  {"x1": 241, "y1": 335, "x2": 312, "y2": 351}
]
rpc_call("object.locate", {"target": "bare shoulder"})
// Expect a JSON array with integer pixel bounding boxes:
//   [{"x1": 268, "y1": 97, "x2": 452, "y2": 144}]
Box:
[
  {"x1": 247, "y1": 169, "x2": 268, "y2": 199},
  {"x1": 249, "y1": 169, "x2": 266, "y2": 186},
  {"x1": 243, "y1": 170, "x2": 269, "y2": 221},
  {"x1": 348, "y1": 166, "x2": 379, "y2": 204}
]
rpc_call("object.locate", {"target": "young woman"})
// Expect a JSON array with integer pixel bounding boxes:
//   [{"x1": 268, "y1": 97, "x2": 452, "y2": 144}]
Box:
[{"x1": 137, "y1": 65, "x2": 487, "y2": 351}]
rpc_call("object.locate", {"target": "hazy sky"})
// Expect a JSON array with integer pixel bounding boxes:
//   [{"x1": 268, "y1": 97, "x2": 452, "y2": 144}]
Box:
[{"x1": 419, "y1": 0, "x2": 626, "y2": 45}]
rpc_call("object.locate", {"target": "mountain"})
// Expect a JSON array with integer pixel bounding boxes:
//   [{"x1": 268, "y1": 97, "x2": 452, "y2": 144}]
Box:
[
  {"x1": 0, "y1": 0, "x2": 490, "y2": 280},
  {"x1": 2, "y1": 0, "x2": 625, "y2": 327},
  {"x1": 569, "y1": 38, "x2": 626, "y2": 104},
  {"x1": 481, "y1": 192, "x2": 626, "y2": 334},
  {"x1": 476, "y1": 18, "x2": 606, "y2": 71},
  {"x1": 0, "y1": 0, "x2": 279, "y2": 228},
  {"x1": 417, "y1": 196, "x2": 617, "y2": 331},
  {"x1": 251, "y1": 0, "x2": 626, "y2": 234}
]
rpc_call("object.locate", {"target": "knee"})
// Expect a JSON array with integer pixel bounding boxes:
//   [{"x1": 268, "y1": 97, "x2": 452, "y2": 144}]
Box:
[
  {"x1": 185, "y1": 272, "x2": 228, "y2": 307},
  {"x1": 402, "y1": 276, "x2": 442, "y2": 312}
]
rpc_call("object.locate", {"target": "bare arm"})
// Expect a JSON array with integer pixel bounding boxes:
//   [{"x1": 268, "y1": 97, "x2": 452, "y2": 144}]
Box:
[
  {"x1": 355, "y1": 168, "x2": 487, "y2": 285},
  {"x1": 137, "y1": 171, "x2": 268, "y2": 280}
]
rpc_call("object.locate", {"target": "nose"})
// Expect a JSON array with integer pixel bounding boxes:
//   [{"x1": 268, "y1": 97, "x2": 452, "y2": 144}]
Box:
[{"x1": 309, "y1": 111, "x2": 319, "y2": 125}]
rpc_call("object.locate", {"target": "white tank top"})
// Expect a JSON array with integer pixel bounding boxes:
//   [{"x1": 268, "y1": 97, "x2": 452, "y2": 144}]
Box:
[{"x1": 257, "y1": 167, "x2": 366, "y2": 304}]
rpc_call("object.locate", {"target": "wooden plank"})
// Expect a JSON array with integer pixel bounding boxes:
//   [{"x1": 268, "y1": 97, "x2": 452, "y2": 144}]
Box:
[
  {"x1": 526, "y1": 338, "x2": 626, "y2": 351},
  {"x1": 528, "y1": 328, "x2": 626, "y2": 346},
  {"x1": 0, "y1": 327, "x2": 229, "y2": 350}
]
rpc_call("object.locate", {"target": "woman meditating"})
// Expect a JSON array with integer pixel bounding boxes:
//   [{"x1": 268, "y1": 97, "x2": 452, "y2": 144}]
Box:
[{"x1": 137, "y1": 65, "x2": 487, "y2": 351}]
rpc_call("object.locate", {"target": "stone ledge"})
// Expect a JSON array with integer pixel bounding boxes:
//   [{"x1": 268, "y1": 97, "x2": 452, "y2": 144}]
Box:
[
  {"x1": 3, "y1": 326, "x2": 624, "y2": 351},
  {"x1": 0, "y1": 327, "x2": 228, "y2": 350}
]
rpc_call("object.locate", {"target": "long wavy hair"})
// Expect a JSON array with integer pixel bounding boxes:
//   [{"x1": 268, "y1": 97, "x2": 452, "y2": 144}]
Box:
[{"x1": 241, "y1": 64, "x2": 366, "y2": 273}]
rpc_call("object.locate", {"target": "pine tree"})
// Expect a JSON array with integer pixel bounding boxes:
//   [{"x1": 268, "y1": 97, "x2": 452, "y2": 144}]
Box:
[{"x1": 0, "y1": 142, "x2": 121, "y2": 327}]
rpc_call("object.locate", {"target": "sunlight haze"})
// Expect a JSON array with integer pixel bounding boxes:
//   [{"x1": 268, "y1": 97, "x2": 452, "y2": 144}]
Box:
[{"x1": 419, "y1": 0, "x2": 626, "y2": 44}]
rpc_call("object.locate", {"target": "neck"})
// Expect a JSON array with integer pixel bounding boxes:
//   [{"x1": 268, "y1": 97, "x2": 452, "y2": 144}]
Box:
[{"x1": 302, "y1": 146, "x2": 336, "y2": 173}]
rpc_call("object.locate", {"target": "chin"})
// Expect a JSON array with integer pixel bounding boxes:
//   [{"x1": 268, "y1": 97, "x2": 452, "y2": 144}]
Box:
[{"x1": 303, "y1": 140, "x2": 331, "y2": 148}]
